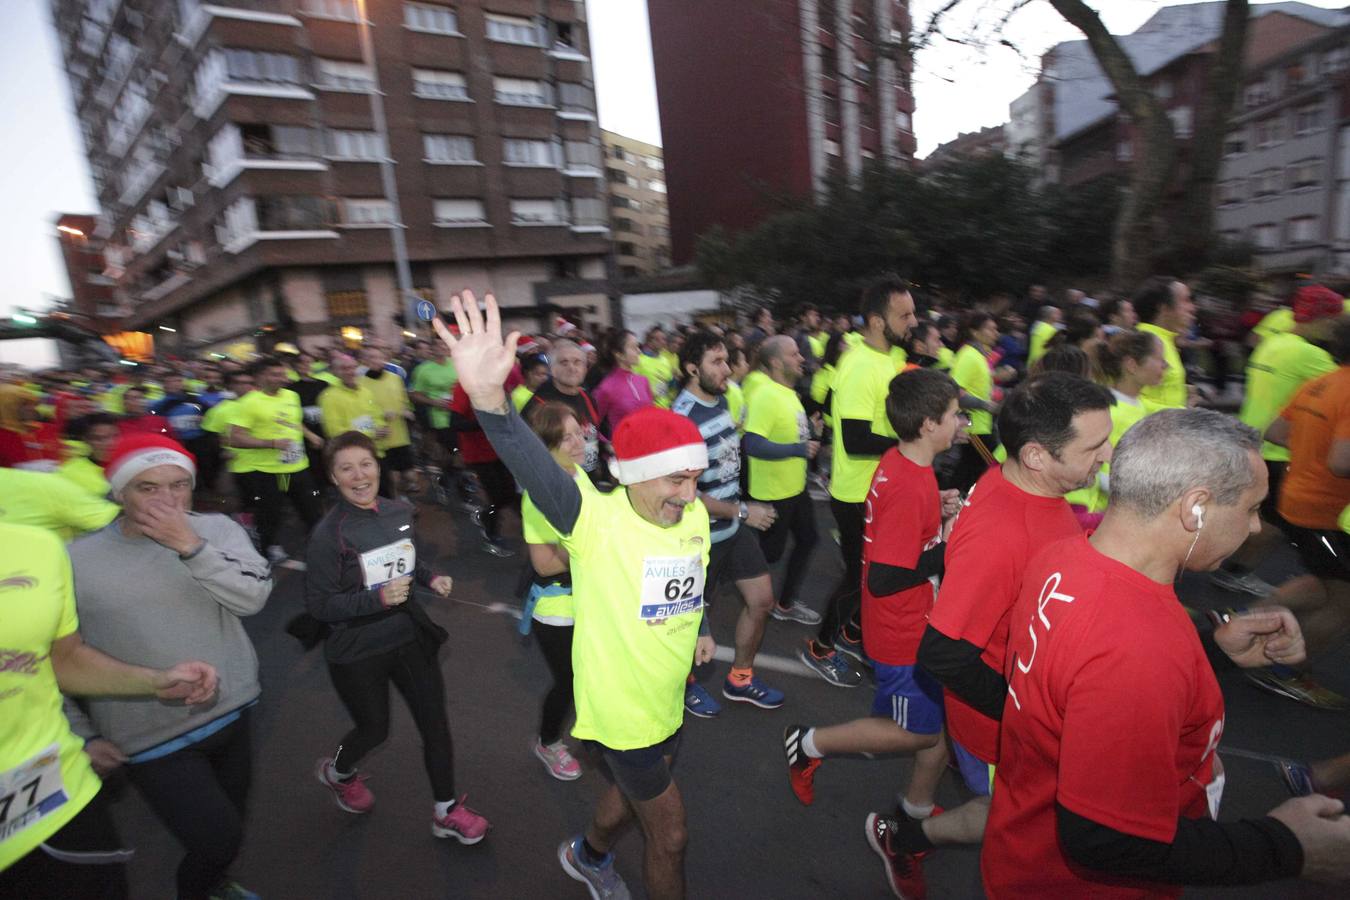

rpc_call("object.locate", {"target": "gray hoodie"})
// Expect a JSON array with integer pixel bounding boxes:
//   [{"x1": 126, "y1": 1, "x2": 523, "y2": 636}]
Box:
[{"x1": 64, "y1": 512, "x2": 272, "y2": 754}]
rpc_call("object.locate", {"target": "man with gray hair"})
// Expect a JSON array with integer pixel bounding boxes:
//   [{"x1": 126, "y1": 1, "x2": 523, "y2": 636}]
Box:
[
  {"x1": 984, "y1": 409, "x2": 1350, "y2": 895},
  {"x1": 524, "y1": 338, "x2": 604, "y2": 481}
]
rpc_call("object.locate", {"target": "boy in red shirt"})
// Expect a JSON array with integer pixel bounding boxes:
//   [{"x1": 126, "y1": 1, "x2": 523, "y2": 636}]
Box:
[
  {"x1": 783, "y1": 370, "x2": 964, "y2": 842},
  {"x1": 451, "y1": 382, "x2": 517, "y2": 556},
  {"x1": 866, "y1": 372, "x2": 1114, "y2": 897},
  {"x1": 985, "y1": 408, "x2": 1350, "y2": 897}
]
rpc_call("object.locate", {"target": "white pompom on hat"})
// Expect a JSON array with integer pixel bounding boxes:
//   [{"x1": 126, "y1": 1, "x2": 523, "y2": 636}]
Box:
[{"x1": 610, "y1": 407, "x2": 708, "y2": 485}]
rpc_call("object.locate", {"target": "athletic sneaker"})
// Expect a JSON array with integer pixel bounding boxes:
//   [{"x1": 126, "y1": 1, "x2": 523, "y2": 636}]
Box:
[
  {"x1": 797, "y1": 643, "x2": 862, "y2": 687},
  {"x1": 771, "y1": 602, "x2": 822, "y2": 625},
  {"x1": 482, "y1": 538, "x2": 515, "y2": 558},
  {"x1": 315, "y1": 757, "x2": 374, "y2": 814},
  {"x1": 1278, "y1": 759, "x2": 1315, "y2": 797},
  {"x1": 895, "y1": 804, "x2": 945, "y2": 860},
  {"x1": 208, "y1": 881, "x2": 260, "y2": 900},
  {"x1": 535, "y1": 740, "x2": 582, "y2": 781},
  {"x1": 432, "y1": 797, "x2": 490, "y2": 844},
  {"x1": 865, "y1": 813, "x2": 928, "y2": 899},
  {"x1": 834, "y1": 631, "x2": 870, "y2": 667},
  {"x1": 1210, "y1": 569, "x2": 1276, "y2": 597},
  {"x1": 684, "y1": 680, "x2": 722, "y2": 718},
  {"x1": 722, "y1": 676, "x2": 785, "y2": 709},
  {"x1": 1245, "y1": 669, "x2": 1350, "y2": 709},
  {"x1": 266, "y1": 545, "x2": 288, "y2": 565},
  {"x1": 783, "y1": 724, "x2": 822, "y2": 805},
  {"x1": 559, "y1": 836, "x2": 631, "y2": 900}
]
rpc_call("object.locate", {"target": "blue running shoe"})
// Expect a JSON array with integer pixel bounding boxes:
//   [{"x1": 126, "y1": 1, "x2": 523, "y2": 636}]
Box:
[
  {"x1": 559, "y1": 836, "x2": 631, "y2": 900},
  {"x1": 722, "y1": 676, "x2": 785, "y2": 709},
  {"x1": 684, "y1": 680, "x2": 722, "y2": 718}
]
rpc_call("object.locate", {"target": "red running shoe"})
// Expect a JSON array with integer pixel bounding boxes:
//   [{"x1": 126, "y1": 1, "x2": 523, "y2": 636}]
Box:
[
  {"x1": 865, "y1": 813, "x2": 927, "y2": 899},
  {"x1": 783, "y1": 724, "x2": 822, "y2": 805}
]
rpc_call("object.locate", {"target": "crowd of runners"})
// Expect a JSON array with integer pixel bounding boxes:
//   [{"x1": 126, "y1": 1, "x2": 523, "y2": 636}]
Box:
[{"x1": 3, "y1": 273, "x2": 1350, "y2": 899}]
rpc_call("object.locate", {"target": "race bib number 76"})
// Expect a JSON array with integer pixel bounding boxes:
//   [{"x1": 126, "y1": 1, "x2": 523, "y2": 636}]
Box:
[
  {"x1": 639, "y1": 555, "x2": 705, "y2": 620},
  {"x1": 360, "y1": 539, "x2": 416, "y2": 589}
]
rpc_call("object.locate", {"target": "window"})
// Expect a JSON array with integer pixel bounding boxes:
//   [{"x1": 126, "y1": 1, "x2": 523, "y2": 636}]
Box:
[
  {"x1": 1244, "y1": 81, "x2": 1270, "y2": 109},
  {"x1": 611, "y1": 145, "x2": 628, "y2": 161},
  {"x1": 557, "y1": 82, "x2": 596, "y2": 116},
  {"x1": 316, "y1": 58, "x2": 375, "y2": 92},
  {"x1": 493, "y1": 77, "x2": 551, "y2": 107},
  {"x1": 896, "y1": 110, "x2": 912, "y2": 133},
  {"x1": 647, "y1": 179, "x2": 667, "y2": 194},
  {"x1": 1295, "y1": 105, "x2": 1324, "y2": 135},
  {"x1": 486, "y1": 13, "x2": 541, "y2": 46},
  {"x1": 607, "y1": 168, "x2": 639, "y2": 187},
  {"x1": 824, "y1": 139, "x2": 840, "y2": 156},
  {"x1": 223, "y1": 49, "x2": 303, "y2": 84},
  {"x1": 342, "y1": 198, "x2": 394, "y2": 225},
  {"x1": 1253, "y1": 168, "x2": 1282, "y2": 197},
  {"x1": 301, "y1": 0, "x2": 358, "y2": 20},
  {"x1": 610, "y1": 194, "x2": 639, "y2": 211},
  {"x1": 1168, "y1": 106, "x2": 1193, "y2": 139},
  {"x1": 616, "y1": 242, "x2": 636, "y2": 256},
  {"x1": 433, "y1": 198, "x2": 487, "y2": 225},
  {"x1": 613, "y1": 217, "x2": 634, "y2": 232},
  {"x1": 1325, "y1": 47, "x2": 1350, "y2": 75},
  {"x1": 423, "y1": 134, "x2": 477, "y2": 163},
  {"x1": 326, "y1": 290, "x2": 369, "y2": 317},
  {"x1": 644, "y1": 155, "x2": 664, "y2": 172},
  {"x1": 1252, "y1": 223, "x2": 1279, "y2": 249},
  {"x1": 502, "y1": 138, "x2": 559, "y2": 167},
  {"x1": 412, "y1": 69, "x2": 468, "y2": 100},
  {"x1": 1288, "y1": 158, "x2": 1323, "y2": 189},
  {"x1": 564, "y1": 140, "x2": 602, "y2": 172},
  {"x1": 1288, "y1": 216, "x2": 1319, "y2": 244},
  {"x1": 1116, "y1": 139, "x2": 1133, "y2": 162},
  {"x1": 1153, "y1": 78, "x2": 1173, "y2": 101},
  {"x1": 240, "y1": 123, "x2": 318, "y2": 159},
  {"x1": 256, "y1": 196, "x2": 335, "y2": 230},
  {"x1": 571, "y1": 197, "x2": 605, "y2": 227},
  {"x1": 1224, "y1": 132, "x2": 1247, "y2": 157},
  {"x1": 651, "y1": 224, "x2": 670, "y2": 240},
  {"x1": 1218, "y1": 180, "x2": 1244, "y2": 206},
  {"x1": 404, "y1": 2, "x2": 458, "y2": 34},
  {"x1": 509, "y1": 199, "x2": 566, "y2": 225},
  {"x1": 327, "y1": 129, "x2": 385, "y2": 160},
  {"x1": 1256, "y1": 116, "x2": 1285, "y2": 147}
]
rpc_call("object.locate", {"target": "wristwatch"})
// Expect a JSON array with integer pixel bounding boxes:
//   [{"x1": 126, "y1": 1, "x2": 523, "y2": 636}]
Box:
[{"x1": 738, "y1": 502, "x2": 749, "y2": 521}]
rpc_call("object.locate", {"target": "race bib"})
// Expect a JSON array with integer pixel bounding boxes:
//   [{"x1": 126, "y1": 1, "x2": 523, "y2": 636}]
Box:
[
  {"x1": 0, "y1": 743, "x2": 67, "y2": 844},
  {"x1": 302, "y1": 405, "x2": 322, "y2": 424},
  {"x1": 639, "y1": 555, "x2": 705, "y2": 620},
  {"x1": 360, "y1": 539, "x2": 416, "y2": 588},
  {"x1": 352, "y1": 415, "x2": 376, "y2": 436},
  {"x1": 279, "y1": 441, "x2": 304, "y2": 464},
  {"x1": 796, "y1": 410, "x2": 810, "y2": 442},
  {"x1": 1206, "y1": 755, "x2": 1225, "y2": 820}
]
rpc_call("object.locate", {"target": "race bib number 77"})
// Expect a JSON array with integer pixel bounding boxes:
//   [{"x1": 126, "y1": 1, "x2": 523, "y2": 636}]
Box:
[
  {"x1": 639, "y1": 555, "x2": 705, "y2": 620},
  {"x1": 0, "y1": 743, "x2": 68, "y2": 844}
]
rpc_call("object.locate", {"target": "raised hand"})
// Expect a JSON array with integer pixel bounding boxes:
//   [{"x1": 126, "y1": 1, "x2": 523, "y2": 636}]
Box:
[{"x1": 431, "y1": 289, "x2": 520, "y2": 411}]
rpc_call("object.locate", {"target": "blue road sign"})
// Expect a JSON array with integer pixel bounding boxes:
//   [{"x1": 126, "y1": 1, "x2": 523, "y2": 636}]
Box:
[{"x1": 416, "y1": 299, "x2": 437, "y2": 321}]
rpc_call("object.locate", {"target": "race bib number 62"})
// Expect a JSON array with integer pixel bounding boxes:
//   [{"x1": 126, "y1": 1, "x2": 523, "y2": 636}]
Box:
[{"x1": 639, "y1": 555, "x2": 705, "y2": 620}]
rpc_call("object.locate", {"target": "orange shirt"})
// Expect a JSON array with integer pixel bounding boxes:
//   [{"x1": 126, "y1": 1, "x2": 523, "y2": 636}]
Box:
[{"x1": 1278, "y1": 366, "x2": 1350, "y2": 530}]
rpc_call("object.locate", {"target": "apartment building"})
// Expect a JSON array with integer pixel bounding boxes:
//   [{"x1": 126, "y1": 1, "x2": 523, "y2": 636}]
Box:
[
  {"x1": 601, "y1": 130, "x2": 670, "y2": 278},
  {"x1": 50, "y1": 0, "x2": 611, "y2": 354}
]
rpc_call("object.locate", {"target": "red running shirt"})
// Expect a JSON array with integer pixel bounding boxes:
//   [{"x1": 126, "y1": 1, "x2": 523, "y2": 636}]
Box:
[
  {"x1": 926, "y1": 465, "x2": 1080, "y2": 763},
  {"x1": 450, "y1": 384, "x2": 499, "y2": 464},
  {"x1": 982, "y1": 534, "x2": 1225, "y2": 899},
  {"x1": 861, "y1": 449, "x2": 941, "y2": 666}
]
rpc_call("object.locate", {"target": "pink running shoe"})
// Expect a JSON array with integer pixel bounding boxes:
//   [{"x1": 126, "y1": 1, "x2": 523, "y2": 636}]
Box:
[
  {"x1": 534, "y1": 740, "x2": 582, "y2": 781},
  {"x1": 315, "y1": 758, "x2": 374, "y2": 814},
  {"x1": 432, "y1": 797, "x2": 490, "y2": 844}
]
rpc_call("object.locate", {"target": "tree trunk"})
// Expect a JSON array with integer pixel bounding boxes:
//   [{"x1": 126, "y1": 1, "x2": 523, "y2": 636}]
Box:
[
  {"x1": 1048, "y1": 0, "x2": 1177, "y2": 288},
  {"x1": 1176, "y1": 0, "x2": 1249, "y2": 265}
]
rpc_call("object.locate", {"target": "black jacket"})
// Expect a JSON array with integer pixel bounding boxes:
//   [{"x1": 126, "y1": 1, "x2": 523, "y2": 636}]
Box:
[{"x1": 304, "y1": 497, "x2": 445, "y2": 663}]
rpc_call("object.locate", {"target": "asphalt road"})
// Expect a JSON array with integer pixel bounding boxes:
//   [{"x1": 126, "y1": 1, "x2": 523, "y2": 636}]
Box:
[{"x1": 103, "y1": 489, "x2": 1349, "y2": 900}]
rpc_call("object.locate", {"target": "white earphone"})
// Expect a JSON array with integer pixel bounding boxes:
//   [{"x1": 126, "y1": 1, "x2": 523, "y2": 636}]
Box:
[{"x1": 1192, "y1": 503, "x2": 1206, "y2": 530}]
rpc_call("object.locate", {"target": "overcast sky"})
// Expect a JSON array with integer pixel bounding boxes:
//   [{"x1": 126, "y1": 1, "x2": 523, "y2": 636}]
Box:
[{"x1": 3, "y1": 0, "x2": 1344, "y2": 367}]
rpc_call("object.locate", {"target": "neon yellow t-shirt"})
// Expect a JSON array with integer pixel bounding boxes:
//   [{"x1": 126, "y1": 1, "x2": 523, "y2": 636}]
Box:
[
  {"x1": 810, "y1": 364, "x2": 836, "y2": 430},
  {"x1": 745, "y1": 379, "x2": 809, "y2": 501},
  {"x1": 951, "y1": 344, "x2": 994, "y2": 435},
  {"x1": 935, "y1": 346, "x2": 955, "y2": 371},
  {"x1": 511, "y1": 385, "x2": 533, "y2": 413},
  {"x1": 1252, "y1": 308, "x2": 1294, "y2": 343},
  {"x1": 562, "y1": 489, "x2": 710, "y2": 750},
  {"x1": 410, "y1": 359, "x2": 458, "y2": 429},
  {"x1": 1028, "y1": 320, "x2": 1058, "y2": 368},
  {"x1": 318, "y1": 382, "x2": 384, "y2": 450},
  {"x1": 522, "y1": 471, "x2": 597, "y2": 624},
  {"x1": 634, "y1": 353, "x2": 676, "y2": 408},
  {"x1": 830, "y1": 343, "x2": 902, "y2": 503},
  {"x1": 1238, "y1": 332, "x2": 1335, "y2": 462},
  {"x1": 725, "y1": 381, "x2": 746, "y2": 430},
  {"x1": 56, "y1": 456, "x2": 110, "y2": 499},
  {"x1": 200, "y1": 397, "x2": 238, "y2": 435},
  {"x1": 1137, "y1": 323, "x2": 1187, "y2": 409},
  {"x1": 229, "y1": 389, "x2": 308, "y2": 474},
  {"x1": 741, "y1": 370, "x2": 772, "y2": 407},
  {"x1": 807, "y1": 332, "x2": 827, "y2": 359},
  {"x1": 365, "y1": 371, "x2": 412, "y2": 450},
  {"x1": 0, "y1": 469, "x2": 118, "y2": 542},
  {"x1": 843, "y1": 332, "x2": 863, "y2": 348},
  {"x1": 0, "y1": 523, "x2": 103, "y2": 871}
]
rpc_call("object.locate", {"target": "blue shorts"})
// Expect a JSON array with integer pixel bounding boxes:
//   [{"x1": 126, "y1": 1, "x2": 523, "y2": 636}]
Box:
[
  {"x1": 951, "y1": 738, "x2": 994, "y2": 797},
  {"x1": 871, "y1": 663, "x2": 945, "y2": 736}
]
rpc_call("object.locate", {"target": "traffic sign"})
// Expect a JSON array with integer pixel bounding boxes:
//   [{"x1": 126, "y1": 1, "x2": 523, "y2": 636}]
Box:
[{"x1": 416, "y1": 299, "x2": 437, "y2": 321}]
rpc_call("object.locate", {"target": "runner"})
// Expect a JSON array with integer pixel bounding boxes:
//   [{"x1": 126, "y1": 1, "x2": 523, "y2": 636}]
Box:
[
  {"x1": 361, "y1": 344, "x2": 417, "y2": 498},
  {"x1": 227, "y1": 357, "x2": 324, "y2": 562},
  {"x1": 318, "y1": 354, "x2": 386, "y2": 446},
  {"x1": 803, "y1": 276, "x2": 918, "y2": 688},
  {"x1": 450, "y1": 381, "x2": 518, "y2": 557},
  {"x1": 744, "y1": 335, "x2": 822, "y2": 625},
  {"x1": 1025, "y1": 305, "x2": 1061, "y2": 370},
  {"x1": 0, "y1": 467, "x2": 118, "y2": 541},
  {"x1": 1134, "y1": 275, "x2": 1195, "y2": 410},
  {"x1": 985, "y1": 409, "x2": 1350, "y2": 896},
  {"x1": 435, "y1": 290, "x2": 715, "y2": 900},
  {"x1": 865, "y1": 372, "x2": 1113, "y2": 898},
  {"x1": 57, "y1": 413, "x2": 119, "y2": 497},
  {"x1": 525, "y1": 339, "x2": 605, "y2": 482},
  {"x1": 783, "y1": 370, "x2": 964, "y2": 820},
  {"x1": 635, "y1": 326, "x2": 677, "y2": 407},
  {"x1": 0, "y1": 520, "x2": 216, "y2": 900},
  {"x1": 306, "y1": 431, "x2": 488, "y2": 844},
  {"x1": 948, "y1": 311, "x2": 1011, "y2": 492},
  {"x1": 409, "y1": 339, "x2": 466, "y2": 505},
  {"x1": 513, "y1": 354, "x2": 549, "y2": 412},
  {"x1": 592, "y1": 329, "x2": 654, "y2": 434},
  {"x1": 150, "y1": 371, "x2": 219, "y2": 493},
  {"x1": 66, "y1": 434, "x2": 271, "y2": 900},
  {"x1": 519, "y1": 403, "x2": 595, "y2": 781},
  {"x1": 672, "y1": 331, "x2": 786, "y2": 716}
]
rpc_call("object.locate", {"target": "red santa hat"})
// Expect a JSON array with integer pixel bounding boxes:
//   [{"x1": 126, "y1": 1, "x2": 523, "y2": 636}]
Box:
[
  {"x1": 106, "y1": 433, "x2": 197, "y2": 496},
  {"x1": 610, "y1": 407, "x2": 708, "y2": 485},
  {"x1": 554, "y1": 316, "x2": 578, "y2": 335},
  {"x1": 1293, "y1": 284, "x2": 1344, "y2": 323}
]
